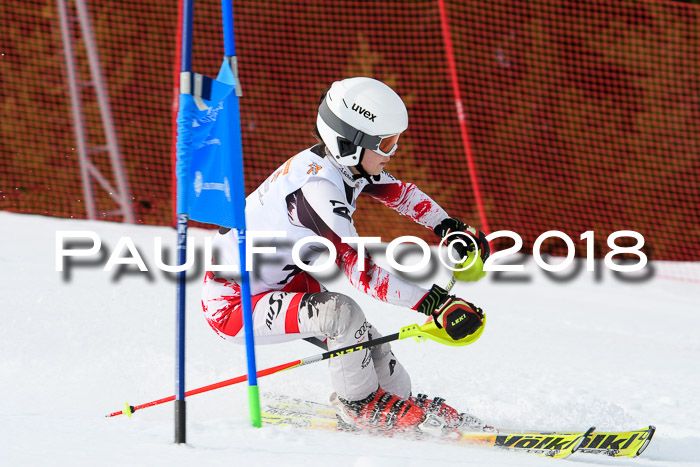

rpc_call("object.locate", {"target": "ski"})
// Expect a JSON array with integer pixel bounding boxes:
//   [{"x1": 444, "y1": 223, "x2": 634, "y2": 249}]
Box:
[
  {"x1": 578, "y1": 426, "x2": 656, "y2": 458},
  {"x1": 260, "y1": 395, "x2": 654, "y2": 459},
  {"x1": 451, "y1": 427, "x2": 593, "y2": 458},
  {"x1": 260, "y1": 396, "x2": 592, "y2": 459}
]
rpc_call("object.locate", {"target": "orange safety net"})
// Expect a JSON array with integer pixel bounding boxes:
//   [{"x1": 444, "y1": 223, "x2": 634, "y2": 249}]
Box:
[{"x1": 1, "y1": 1, "x2": 698, "y2": 268}]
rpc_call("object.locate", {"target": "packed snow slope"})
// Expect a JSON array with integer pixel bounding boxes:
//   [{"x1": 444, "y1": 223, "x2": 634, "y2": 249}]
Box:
[{"x1": 1, "y1": 211, "x2": 699, "y2": 466}]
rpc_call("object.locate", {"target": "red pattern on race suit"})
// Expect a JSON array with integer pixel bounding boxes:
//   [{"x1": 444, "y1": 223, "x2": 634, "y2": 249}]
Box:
[
  {"x1": 338, "y1": 242, "x2": 389, "y2": 302},
  {"x1": 361, "y1": 175, "x2": 448, "y2": 230},
  {"x1": 290, "y1": 184, "x2": 422, "y2": 306},
  {"x1": 202, "y1": 270, "x2": 322, "y2": 339}
]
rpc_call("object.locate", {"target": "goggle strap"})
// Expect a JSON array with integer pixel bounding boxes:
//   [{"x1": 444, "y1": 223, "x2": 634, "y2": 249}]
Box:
[{"x1": 319, "y1": 98, "x2": 383, "y2": 150}]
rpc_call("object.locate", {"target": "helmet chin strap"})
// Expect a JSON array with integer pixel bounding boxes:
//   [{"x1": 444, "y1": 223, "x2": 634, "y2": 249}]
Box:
[
  {"x1": 350, "y1": 148, "x2": 376, "y2": 185},
  {"x1": 325, "y1": 140, "x2": 378, "y2": 185}
]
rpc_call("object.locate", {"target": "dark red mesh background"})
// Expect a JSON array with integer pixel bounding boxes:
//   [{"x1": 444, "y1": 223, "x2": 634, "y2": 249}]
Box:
[{"x1": 1, "y1": 0, "x2": 699, "y2": 267}]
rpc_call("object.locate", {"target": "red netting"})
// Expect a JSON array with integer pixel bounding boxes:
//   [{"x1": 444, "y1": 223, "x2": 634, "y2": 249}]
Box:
[{"x1": 1, "y1": 1, "x2": 699, "y2": 268}]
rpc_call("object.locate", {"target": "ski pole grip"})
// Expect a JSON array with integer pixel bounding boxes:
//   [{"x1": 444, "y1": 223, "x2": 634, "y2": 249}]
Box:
[{"x1": 398, "y1": 323, "x2": 421, "y2": 341}]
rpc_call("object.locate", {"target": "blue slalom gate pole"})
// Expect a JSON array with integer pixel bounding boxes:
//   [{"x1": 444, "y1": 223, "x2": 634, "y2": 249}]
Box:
[
  {"x1": 221, "y1": 0, "x2": 234, "y2": 55},
  {"x1": 236, "y1": 230, "x2": 261, "y2": 427},
  {"x1": 220, "y1": 0, "x2": 260, "y2": 428},
  {"x1": 174, "y1": 0, "x2": 195, "y2": 445}
]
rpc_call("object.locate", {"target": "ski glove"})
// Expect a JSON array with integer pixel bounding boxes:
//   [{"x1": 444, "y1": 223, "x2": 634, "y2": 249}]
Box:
[
  {"x1": 434, "y1": 217, "x2": 491, "y2": 262},
  {"x1": 416, "y1": 284, "x2": 485, "y2": 341}
]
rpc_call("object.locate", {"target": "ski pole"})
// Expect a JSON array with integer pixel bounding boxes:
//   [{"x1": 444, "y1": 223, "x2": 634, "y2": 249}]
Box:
[
  {"x1": 106, "y1": 317, "x2": 481, "y2": 418},
  {"x1": 107, "y1": 274, "x2": 484, "y2": 418}
]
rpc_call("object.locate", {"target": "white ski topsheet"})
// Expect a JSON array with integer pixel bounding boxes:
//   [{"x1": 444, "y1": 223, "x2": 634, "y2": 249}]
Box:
[{"x1": 1, "y1": 211, "x2": 700, "y2": 466}]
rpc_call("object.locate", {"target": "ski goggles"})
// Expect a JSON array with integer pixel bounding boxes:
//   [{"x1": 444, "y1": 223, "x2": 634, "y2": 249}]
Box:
[
  {"x1": 319, "y1": 99, "x2": 402, "y2": 157},
  {"x1": 375, "y1": 133, "x2": 401, "y2": 156}
]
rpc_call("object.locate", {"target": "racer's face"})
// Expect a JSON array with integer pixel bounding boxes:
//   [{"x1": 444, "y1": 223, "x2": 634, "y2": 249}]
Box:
[{"x1": 359, "y1": 149, "x2": 390, "y2": 176}]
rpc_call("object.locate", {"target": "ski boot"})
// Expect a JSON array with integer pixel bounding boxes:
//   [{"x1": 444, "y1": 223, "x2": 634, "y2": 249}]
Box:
[
  {"x1": 330, "y1": 388, "x2": 426, "y2": 434},
  {"x1": 411, "y1": 393, "x2": 495, "y2": 433}
]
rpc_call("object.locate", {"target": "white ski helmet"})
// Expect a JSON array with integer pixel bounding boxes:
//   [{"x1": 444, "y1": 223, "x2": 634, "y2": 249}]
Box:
[{"x1": 316, "y1": 77, "x2": 408, "y2": 166}]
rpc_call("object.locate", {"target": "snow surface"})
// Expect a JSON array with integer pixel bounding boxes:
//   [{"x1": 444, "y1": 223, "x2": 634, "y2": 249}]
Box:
[{"x1": 2, "y1": 211, "x2": 699, "y2": 466}]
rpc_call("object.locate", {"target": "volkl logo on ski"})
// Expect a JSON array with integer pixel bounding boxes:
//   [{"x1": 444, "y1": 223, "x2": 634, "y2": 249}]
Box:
[
  {"x1": 576, "y1": 426, "x2": 655, "y2": 458},
  {"x1": 583, "y1": 433, "x2": 638, "y2": 451},
  {"x1": 496, "y1": 434, "x2": 580, "y2": 452}
]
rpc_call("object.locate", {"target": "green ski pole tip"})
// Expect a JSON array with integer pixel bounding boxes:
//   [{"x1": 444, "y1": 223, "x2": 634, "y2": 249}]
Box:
[{"x1": 123, "y1": 402, "x2": 133, "y2": 418}]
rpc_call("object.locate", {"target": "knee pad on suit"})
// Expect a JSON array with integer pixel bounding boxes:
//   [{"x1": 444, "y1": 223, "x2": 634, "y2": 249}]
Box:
[{"x1": 303, "y1": 292, "x2": 366, "y2": 340}]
